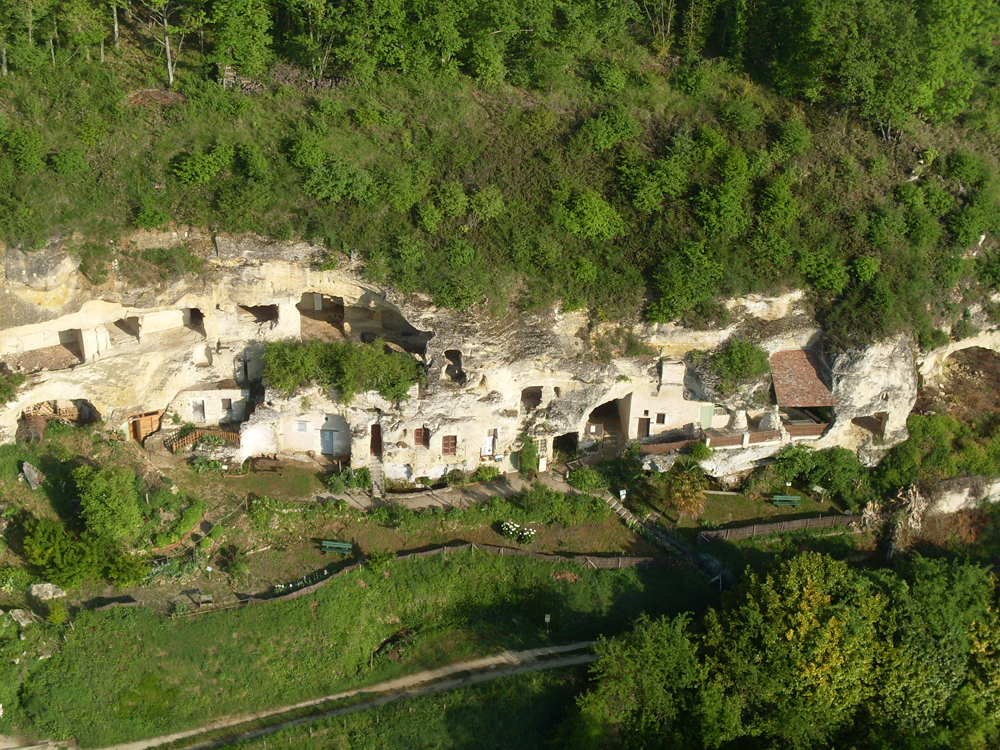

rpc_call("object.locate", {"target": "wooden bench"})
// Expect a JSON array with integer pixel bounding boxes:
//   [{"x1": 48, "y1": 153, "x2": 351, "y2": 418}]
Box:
[
  {"x1": 772, "y1": 495, "x2": 801, "y2": 507},
  {"x1": 320, "y1": 540, "x2": 353, "y2": 554}
]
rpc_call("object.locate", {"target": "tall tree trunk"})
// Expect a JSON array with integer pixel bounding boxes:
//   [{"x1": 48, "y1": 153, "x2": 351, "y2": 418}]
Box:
[
  {"x1": 100, "y1": 40, "x2": 105, "y2": 62},
  {"x1": 113, "y1": 5, "x2": 119, "y2": 48},
  {"x1": 162, "y1": 13, "x2": 173, "y2": 86},
  {"x1": 1, "y1": 39, "x2": 7, "y2": 76}
]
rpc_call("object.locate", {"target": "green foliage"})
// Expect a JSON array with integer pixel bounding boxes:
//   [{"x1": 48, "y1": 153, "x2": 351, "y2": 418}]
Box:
[
  {"x1": 322, "y1": 467, "x2": 372, "y2": 493},
  {"x1": 46, "y1": 600, "x2": 68, "y2": 627},
  {"x1": 0, "y1": 370, "x2": 26, "y2": 404},
  {"x1": 73, "y1": 465, "x2": 142, "y2": 546},
  {"x1": 107, "y1": 553, "x2": 151, "y2": 589},
  {"x1": 518, "y1": 437, "x2": 539, "y2": 475},
  {"x1": 151, "y1": 499, "x2": 208, "y2": 549},
  {"x1": 4, "y1": 129, "x2": 46, "y2": 176},
  {"x1": 22, "y1": 517, "x2": 101, "y2": 589},
  {"x1": 0, "y1": 565, "x2": 32, "y2": 595},
  {"x1": 706, "y1": 338, "x2": 770, "y2": 393},
  {"x1": 190, "y1": 457, "x2": 223, "y2": 475},
  {"x1": 560, "y1": 189, "x2": 626, "y2": 240},
  {"x1": 647, "y1": 242, "x2": 724, "y2": 323},
  {"x1": 470, "y1": 465, "x2": 501, "y2": 483},
  {"x1": 573, "y1": 552, "x2": 1000, "y2": 749},
  {"x1": 687, "y1": 441, "x2": 711, "y2": 461},
  {"x1": 247, "y1": 495, "x2": 277, "y2": 531},
  {"x1": 567, "y1": 467, "x2": 607, "y2": 493},
  {"x1": 263, "y1": 339, "x2": 425, "y2": 403},
  {"x1": 750, "y1": 444, "x2": 876, "y2": 511},
  {"x1": 304, "y1": 158, "x2": 375, "y2": 204},
  {"x1": 173, "y1": 142, "x2": 234, "y2": 186}
]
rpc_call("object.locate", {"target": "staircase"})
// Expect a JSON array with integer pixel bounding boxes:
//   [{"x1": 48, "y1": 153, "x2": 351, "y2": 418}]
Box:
[
  {"x1": 368, "y1": 460, "x2": 385, "y2": 499},
  {"x1": 604, "y1": 492, "x2": 688, "y2": 556}
]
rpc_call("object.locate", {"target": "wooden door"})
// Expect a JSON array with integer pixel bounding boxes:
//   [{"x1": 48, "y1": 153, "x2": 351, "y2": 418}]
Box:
[
  {"x1": 638, "y1": 418, "x2": 651, "y2": 438},
  {"x1": 370, "y1": 424, "x2": 383, "y2": 457}
]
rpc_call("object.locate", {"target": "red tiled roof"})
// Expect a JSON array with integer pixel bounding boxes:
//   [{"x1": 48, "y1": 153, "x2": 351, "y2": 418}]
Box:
[{"x1": 769, "y1": 350, "x2": 835, "y2": 408}]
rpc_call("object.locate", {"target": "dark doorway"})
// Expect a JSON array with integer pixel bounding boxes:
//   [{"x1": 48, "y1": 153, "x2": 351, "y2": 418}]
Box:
[
  {"x1": 638, "y1": 418, "x2": 651, "y2": 438},
  {"x1": 521, "y1": 386, "x2": 543, "y2": 411},
  {"x1": 553, "y1": 432, "x2": 578, "y2": 457},
  {"x1": 370, "y1": 424, "x2": 383, "y2": 457},
  {"x1": 444, "y1": 350, "x2": 466, "y2": 385}
]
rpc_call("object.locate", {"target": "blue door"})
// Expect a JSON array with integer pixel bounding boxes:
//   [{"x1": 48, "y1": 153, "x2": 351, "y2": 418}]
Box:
[{"x1": 321, "y1": 429, "x2": 335, "y2": 455}]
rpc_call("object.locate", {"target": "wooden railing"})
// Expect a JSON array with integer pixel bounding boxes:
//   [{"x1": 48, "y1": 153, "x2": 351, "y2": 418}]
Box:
[
  {"x1": 786, "y1": 423, "x2": 829, "y2": 439},
  {"x1": 698, "y1": 514, "x2": 856, "y2": 543},
  {"x1": 166, "y1": 427, "x2": 241, "y2": 453}
]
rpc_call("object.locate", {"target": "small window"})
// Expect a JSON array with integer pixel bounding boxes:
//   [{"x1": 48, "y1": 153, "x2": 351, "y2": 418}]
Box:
[
  {"x1": 714, "y1": 407, "x2": 728, "y2": 417},
  {"x1": 442, "y1": 435, "x2": 458, "y2": 456},
  {"x1": 643, "y1": 410, "x2": 649, "y2": 416},
  {"x1": 297, "y1": 421, "x2": 308, "y2": 433},
  {"x1": 222, "y1": 398, "x2": 232, "y2": 411},
  {"x1": 656, "y1": 413, "x2": 666, "y2": 424},
  {"x1": 414, "y1": 427, "x2": 430, "y2": 448}
]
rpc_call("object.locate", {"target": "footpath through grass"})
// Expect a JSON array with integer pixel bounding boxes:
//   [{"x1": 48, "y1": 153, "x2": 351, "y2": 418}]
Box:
[
  {"x1": 229, "y1": 666, "x2": 589, "y2": 750},
  {"x1": 4, "y1": 550, "x2": 710, "y2": 746}
]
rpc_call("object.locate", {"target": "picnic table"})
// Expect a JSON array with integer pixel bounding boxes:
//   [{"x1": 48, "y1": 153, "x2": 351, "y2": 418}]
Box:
[{"x1": 772, "y1": 495, "x2": 801, "y2": 507}]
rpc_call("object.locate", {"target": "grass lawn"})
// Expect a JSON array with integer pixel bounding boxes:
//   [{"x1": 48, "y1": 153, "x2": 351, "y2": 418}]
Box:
[
  {"x1": 230, "y1": 665, "x2": 589, "y2": 750},
  {"x1": 1, "y1": 549, "x2": 712, "y2": 746}
]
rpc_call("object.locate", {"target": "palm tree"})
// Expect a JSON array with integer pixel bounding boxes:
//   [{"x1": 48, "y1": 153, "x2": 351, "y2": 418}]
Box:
[{"x1": 661, "y1": 457, "x2": 707, "y2": 520}]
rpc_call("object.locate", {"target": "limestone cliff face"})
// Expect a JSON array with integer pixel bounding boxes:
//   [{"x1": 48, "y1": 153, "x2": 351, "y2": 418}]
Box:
[{"x1": 0, "y1": 230, "x2": 944, "y2": 480}]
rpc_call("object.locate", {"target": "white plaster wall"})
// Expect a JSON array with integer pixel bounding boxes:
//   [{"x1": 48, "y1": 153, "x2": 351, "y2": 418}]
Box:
[{"x1": 180, "y1": 388, "x2": 249, "y2": 424}]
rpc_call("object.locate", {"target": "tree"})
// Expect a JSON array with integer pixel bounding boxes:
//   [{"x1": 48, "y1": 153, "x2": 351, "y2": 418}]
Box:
[
  {"x1": 212, "y1": 0, "x2": 273, "y2": 77},
  {"x1": 660, "y1": 457, "x2": 707, "y2": 519},
  {"x1": 22, "y1": 517, "x2": 102, "y2": 588},
  {"x1": 73, "y1": 465, "x2": 142, "y2": 546},
  {"x1": 136, "y1": 0, "x2": 183, "y2": 86}
]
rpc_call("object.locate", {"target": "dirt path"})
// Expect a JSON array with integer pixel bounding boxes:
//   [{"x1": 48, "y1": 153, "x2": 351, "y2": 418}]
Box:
[{"x1": 99, "y1": 642, "x2": 595, "y2": 750}]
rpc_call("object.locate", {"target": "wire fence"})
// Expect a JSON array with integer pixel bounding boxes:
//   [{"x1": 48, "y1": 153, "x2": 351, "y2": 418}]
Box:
[{"x1": 697, "y1": 514, "x2": 858, "y2": 543}]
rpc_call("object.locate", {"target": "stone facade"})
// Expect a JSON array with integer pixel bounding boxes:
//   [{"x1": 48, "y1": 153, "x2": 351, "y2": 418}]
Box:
[{"x1": 0, "y1": 230, "x2": 951, "y2": 482}]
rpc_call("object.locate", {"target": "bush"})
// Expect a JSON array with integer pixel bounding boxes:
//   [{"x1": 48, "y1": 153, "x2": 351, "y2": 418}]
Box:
[
  {"x1": 707, "y1": 338, "x2": 770, "y2": 393},
  {"x1": 0, "y1": 565, "x2": 31, "y2": 594},
  {"x1": 107, "y1": 553, "x2": 151, "y2": 588},
  {"x1": 247, "y1": 495, "x2": 277, "y2": 531},
  {"x1": 519, "y1": 437, "x2": 539, "y2": 475},
  {"x1": 0, "y1": 370, "x2": 25, "y2": 404},
  {"x1": 687, "y1": 442, "x2": 711, "y2": 461},
  {"x1": 190, "y1": 457, "x2": 223, "y2": 475},
  {"x1": 173, "y1": 142, "x2": 234, "y2": 186},
  {"x1": 151, "y1": 499, "x2": 207, "y2": 549},
  {"x1": 471, "y1": 465, "x2": 501, "y2": 483},
  {"x1": 74, "y1": 465, "x2": 143, "y2": 546},
  {"x1": 46, "y1": 600, "x2": 68, "y2": 626},
  {"x1": 22, "y1": 517, "x2": 101, "y2": 589},
  {"x1": 500, "y1": 520, "x2": 536, "y2": 545},
  {"x1": 263, "y1": 339, "x2": 425, "y2": 402},
  {"x1": 567, "y1": 467, "x2": 607, "y2": 492}
]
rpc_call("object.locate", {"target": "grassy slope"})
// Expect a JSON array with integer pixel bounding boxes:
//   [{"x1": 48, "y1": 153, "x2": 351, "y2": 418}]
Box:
[
  {"x1": 3, "y1": 550, "x2": 710, "y2": 745},
  {"x1": 230, "y1": 666, "x2": 589, "y2": 750}
]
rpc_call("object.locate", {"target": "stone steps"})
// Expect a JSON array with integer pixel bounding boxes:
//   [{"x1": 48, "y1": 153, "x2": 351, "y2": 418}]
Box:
[{"x1": 369, "y1": 460, "x2": 385, "y2": 499}]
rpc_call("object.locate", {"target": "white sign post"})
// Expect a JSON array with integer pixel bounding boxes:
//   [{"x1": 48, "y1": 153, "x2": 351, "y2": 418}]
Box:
[
  {"x1": 619, "y1": 489, "x2": 627, "y2": 501},
  {"x1": 544, "y1": 613, "x2": 551, "y2": 634}
]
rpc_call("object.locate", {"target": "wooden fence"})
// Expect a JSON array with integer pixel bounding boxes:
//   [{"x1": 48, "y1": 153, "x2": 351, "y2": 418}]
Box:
[
  {"x1": 166, "y1": 427, "x2": 241, "y2": 453},
  {"x1": 164, "y1": 542, "x2": 681, "y2": 617},
  {"x1": 748, "y1": 429, "x2": 782, "y2": 444},
  {"x1": 697, "y1": 514, "x2": 857, "y2": 543}
]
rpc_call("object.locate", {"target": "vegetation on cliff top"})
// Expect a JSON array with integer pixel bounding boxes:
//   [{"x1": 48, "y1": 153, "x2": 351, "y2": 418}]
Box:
[{"x1": 0, "y1": 1, "x2": 997, "y2": 346}]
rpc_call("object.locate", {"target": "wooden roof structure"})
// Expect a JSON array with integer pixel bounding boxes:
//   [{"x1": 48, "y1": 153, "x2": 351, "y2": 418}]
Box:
[{"x1": 769, "y1": 350, "x2": 835, "y2": 408}]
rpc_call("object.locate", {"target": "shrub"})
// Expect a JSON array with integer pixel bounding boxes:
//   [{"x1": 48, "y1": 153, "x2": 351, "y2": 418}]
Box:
[
  {"x1": 778, "y1": 116, "x2": 812, "y2": 155},
  {"x1": 0, "y1": 370, "x2": 25, "y2": 404},
  {"x1": 262, "y1": 339, "x2": 425, "y2": 402},
  {"x1": 247, "y1": 495, "x2": 277, "y2": 531},
  {"x1": 687, "y1": 442, "x2": 711, "y2": 461},
  {"x1": 5, "y1": 128, "x2": 46, "y2": 175},
  {"x1": 444, "y1": 468, "x2": 469, "y2": 486},
  {"x1": 22, "y1": 517, "x2": 101, "y2": 589},
  {"x1": 151, "y1": 499, "x2": 207, "y2": 549},
  {"x1": 190, "y1": 457, "x2": 223, "y2": 475},
  {"x1": 567, "y1": 467, "x2": 607, "y2": 492},
  {"x1": 50, "y1": 147, "x2": 88, "y2": 175},
  {"x1": 74, "y1": 465, "x2": 143, "y2": 546},
  {"x1": 708, "y1": 338, "x2": 770, "y2": 393},
  {"x1": 173, "y1": 142, "x2": 234, "y2": 186},
  {"x1": 500, "y1": 520, "x2": 536, "y2": 545},
  {"x1": 322, "y1": 471, "x2": 347, "y2": 494},
  {"x1": 561, "y1": 189, "x2": 626, "y2": 240},
  {"x1": 107, "y1": 553, "x2": 151, "y2": 588},
  {"x1": 471, "y1": 465, "x2": 501, "y2": 483},
  {"x1": 0, "y1": 565, "x2": 31, "y2": 594},
  {"x1": 519, "y1": 437, "x2": 539, "y2": 475},
  {"x1": 46, "y1": 600, "x2": 68, "y2": 626}
]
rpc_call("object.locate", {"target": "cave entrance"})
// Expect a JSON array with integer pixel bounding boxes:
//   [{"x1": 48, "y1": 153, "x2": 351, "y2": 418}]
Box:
[
  {"x1": 553, "y1": 432, "x2": 578, "y2": 459},
  {"x1": 184, "y1": 308, "x2": 206, "y2": 337},
  {"x1": 521, "y1": 386, "x2": 543, "y2": 412},
  {"x1": 18, "y1": 399, "x2": 102, "y2": 442},
  {"x1": 852, "y1": 412, "x2": 888, "y2": 439},
  {"x1": 345, "y1": 297, "x2": 433, "y2": 356},
  {"x1": 109, "y1": 318, "x2": 141, "y2": 347},
  {"x1": 443, "y1": 350, "x2": 466, "y2": 385},
  {"x1": 587, "y1": 399, "x2": 624, "y2": 439},
  {"x1": 237, "y1": 304, "x2": 279, "y2": 324},
  {"x1": 298, "y1": 293, "x2": 346, "y2": 342}
]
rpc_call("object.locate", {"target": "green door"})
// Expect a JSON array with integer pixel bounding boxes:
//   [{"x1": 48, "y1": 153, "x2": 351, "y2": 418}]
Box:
[{"x1": 700, "y1": 404, "x2": 714, "y2": 427}]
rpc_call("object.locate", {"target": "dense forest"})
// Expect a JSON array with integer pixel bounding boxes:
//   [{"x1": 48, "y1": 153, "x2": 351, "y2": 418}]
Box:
[
  {"x1": 561, "y1": 551, "x2": 1000, "y2": 750},
  {"x1": 0, "y1": 0, "x2": 999, "y2": 345}
]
